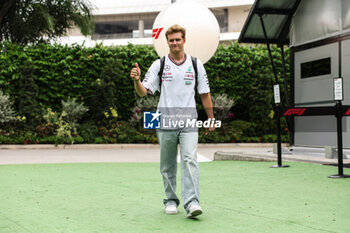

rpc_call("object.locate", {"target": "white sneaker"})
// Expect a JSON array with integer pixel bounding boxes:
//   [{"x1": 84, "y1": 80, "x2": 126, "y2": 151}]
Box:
[
  {"x1": 165, "y1": 205, "x2": 178, "y2": 214},
  {"x1": 187, "y1": 204, "x2": 203, "y2": 218}
]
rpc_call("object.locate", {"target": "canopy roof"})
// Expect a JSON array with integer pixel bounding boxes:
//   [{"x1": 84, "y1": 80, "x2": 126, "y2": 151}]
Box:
[{"x1": 238, "y1": 0, "x2": 301, "y2": 44}]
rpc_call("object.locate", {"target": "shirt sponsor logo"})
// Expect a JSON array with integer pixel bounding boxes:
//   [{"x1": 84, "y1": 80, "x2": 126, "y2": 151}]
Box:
[
  {"x1": 164, "y1": 65, "x2": 171, "y2": 71},
  {"x1": 162, "y1": 72, "x2": 173, "y2": 82},
  {"x1": 185, "y1": 74, "x2": 194, "y2": 79},
  {"x1": 162, "y1": 77, "x2": 173, "y2": 83}
]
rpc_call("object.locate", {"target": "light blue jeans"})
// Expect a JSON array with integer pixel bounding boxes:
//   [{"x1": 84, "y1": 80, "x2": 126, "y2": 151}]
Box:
[{"x1": 157, "y1": 129, "x2": 200, "y2": 213}]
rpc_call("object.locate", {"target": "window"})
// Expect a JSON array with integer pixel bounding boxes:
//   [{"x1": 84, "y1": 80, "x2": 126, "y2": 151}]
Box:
[
  {"x1": 301, "y1": 57, "x2": 331, "y2": 79},
  {"x1": 94, "y1": 18, "x2": 156, "y2": 39},
  {"x1": 211, "y1": 8, "x2": 228, "y2": 33}
]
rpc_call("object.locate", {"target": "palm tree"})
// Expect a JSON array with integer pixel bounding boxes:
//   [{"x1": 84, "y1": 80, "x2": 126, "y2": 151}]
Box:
[{"x1": 0, "y1": 0, "x2": 94, "y2": 44}]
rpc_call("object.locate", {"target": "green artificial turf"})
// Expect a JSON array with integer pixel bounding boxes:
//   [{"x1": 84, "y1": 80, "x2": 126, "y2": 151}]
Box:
[{"x1": 0, "y1": 161, "x2": 349, "y2": 233}]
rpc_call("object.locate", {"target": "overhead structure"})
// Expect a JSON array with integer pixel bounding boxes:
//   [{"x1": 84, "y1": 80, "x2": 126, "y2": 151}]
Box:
[{"x1": 238, "y1": 0, "x2": 301, "y2": 45}]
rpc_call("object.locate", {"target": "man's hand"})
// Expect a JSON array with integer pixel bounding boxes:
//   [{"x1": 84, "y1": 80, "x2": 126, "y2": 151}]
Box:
[
  {"x1": 131, "y1": 63, "x2": 148, "y2": 97},
  {"x1": 205, "y1": 119, "x2": 216, "y2": 135},
  {"x1": 130, "y1": 63, "x2": 141, "y2": 81},
  {"x1": 200, "y1": 93, "x2": 215, "y2": 135}
]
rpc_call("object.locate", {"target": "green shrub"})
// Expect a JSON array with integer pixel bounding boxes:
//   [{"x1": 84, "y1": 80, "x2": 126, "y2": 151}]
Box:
[
  {"x1": 86, "y1": 57, "x2": 126, "y2": 122},
  {"x1": 206, "y1": 43, "x2": 290, "y2": 135},
  {"x1": 61, "y1": 97, "x2": 88, "y2": 124},
  {"x1": 0, "y1": 90, "x2": 17, "y2": 124},
  {"x1": 228, "y1": 120, "x2": 257, "y2": 137},
  {"x1": 16, "y1": 60, "x2": 41, "y2": 128},
  {"x1": 0, "y1": 41, "x2": 290, "y2": 144},
  {"x1": 39, "y1": 98, "x2": 88, "y2": 143},
  {"x1": 211, "y1": 93, "x2": 235, "y2": 121},
  {"x1": 129, "y1": 95, "x2": 159, "y2": 126},
  {"x1": 78, "y1": 122, "x2": 98, "y2": 143}
]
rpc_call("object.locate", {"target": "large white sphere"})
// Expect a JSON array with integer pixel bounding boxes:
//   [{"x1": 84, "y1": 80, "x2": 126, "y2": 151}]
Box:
[{"x1": 152, "y1": 1, "x2": 220, "y2": 64}]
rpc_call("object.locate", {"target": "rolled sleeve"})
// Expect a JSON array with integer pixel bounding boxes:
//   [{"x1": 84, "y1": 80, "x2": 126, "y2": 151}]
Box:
[{"x1": 196, "y1": 59, "x2": 210, "y2": 94}]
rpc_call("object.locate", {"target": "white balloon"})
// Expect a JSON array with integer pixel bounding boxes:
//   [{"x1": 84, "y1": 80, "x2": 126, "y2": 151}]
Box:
[{"x1": 152, "y1": 1, "x2": 220, "y2": 64}]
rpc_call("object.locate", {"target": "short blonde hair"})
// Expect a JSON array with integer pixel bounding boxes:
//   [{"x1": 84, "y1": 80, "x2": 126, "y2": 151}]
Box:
[{"x1": 165, "y1": 24, "x2": 186, "y2": 40}]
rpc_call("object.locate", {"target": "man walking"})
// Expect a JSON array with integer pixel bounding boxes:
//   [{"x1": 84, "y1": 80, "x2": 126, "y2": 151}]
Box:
[{"x1": 130, "y1": 24, "x2": 214, "y2": 218}]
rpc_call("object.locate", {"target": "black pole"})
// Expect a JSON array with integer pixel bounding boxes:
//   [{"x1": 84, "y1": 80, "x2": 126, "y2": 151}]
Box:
[
  {"x1": 277, "y1": 104, "x2": 282, "y2": 166},
  {"x1": 259, "y1": 14, "x2": 289, "y2": 168},
  {"x1": 329, "y1": 101, "x2": 350, "y2": 178},
  {"x1": 258, "y1": 14, "x2": 279, "y2": 86},
  {"x1": 279, "y1": 44, "x2": 289, "y2": 106},
  {"x1": 271, "y1": 104, "x2": 289, "y2": 168},
  {"x1": 337, "y1": 101, "x2": 343, "y2": 176},
  {"x1": 279, "y1": 43, "x2": 293, "y2": 144}
]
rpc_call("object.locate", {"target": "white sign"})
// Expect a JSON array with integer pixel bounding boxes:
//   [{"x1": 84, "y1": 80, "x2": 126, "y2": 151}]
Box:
[
  {"x1": 333, "y1": 78, "x2": 343, "y2": 101},
  {"x1": 273, "y1": 84, "x2": 281, "y2": 104}
]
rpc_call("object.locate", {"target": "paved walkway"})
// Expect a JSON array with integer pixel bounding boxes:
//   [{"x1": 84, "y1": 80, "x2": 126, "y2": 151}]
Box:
[
  {"x1": 0, "y1": 144, "x2": 213, "y2": 165},
  {"x1": 0, "y1": 143, "x2": 349, "y2": 166},
  {"x1": 214, "y1": 144, "x2": 350, "y2": 165}
]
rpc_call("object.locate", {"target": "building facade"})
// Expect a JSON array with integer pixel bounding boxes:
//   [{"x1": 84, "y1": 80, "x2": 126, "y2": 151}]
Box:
[{"x1": 59, "y1": 0, "x2": 253, "y2": 46}]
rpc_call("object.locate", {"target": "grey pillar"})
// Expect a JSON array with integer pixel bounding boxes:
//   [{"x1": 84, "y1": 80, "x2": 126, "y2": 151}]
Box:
[{"x1": 138, "y1": 19, "x2": 144, "y2": 38}]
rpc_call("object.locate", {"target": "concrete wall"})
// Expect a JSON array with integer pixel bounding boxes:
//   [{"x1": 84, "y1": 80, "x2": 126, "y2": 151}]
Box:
[{"x1": 228, "y1": 5, "x2": 251, "y2": 32}]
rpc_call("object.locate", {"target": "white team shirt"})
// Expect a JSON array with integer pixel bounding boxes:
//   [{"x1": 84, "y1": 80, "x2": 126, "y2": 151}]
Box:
[{"x1": 142, "y1": 54, "x2": 210, "y2": 109}]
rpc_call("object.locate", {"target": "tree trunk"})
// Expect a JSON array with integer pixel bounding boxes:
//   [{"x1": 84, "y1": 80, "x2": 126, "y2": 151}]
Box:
[{"x1": 0, "y1": 0, "x2": 16, "y2": 41}]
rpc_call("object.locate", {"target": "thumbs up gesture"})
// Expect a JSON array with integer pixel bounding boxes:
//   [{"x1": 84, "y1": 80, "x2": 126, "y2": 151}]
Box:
[{"x1": 130, "y1": 63, "x2": 141, "y2": 81}]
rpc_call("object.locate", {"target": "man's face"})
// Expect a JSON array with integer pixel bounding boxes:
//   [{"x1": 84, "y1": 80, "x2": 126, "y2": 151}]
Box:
[{"x1": 167, "y1": 32, "x2": 186, "y2": 54}]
